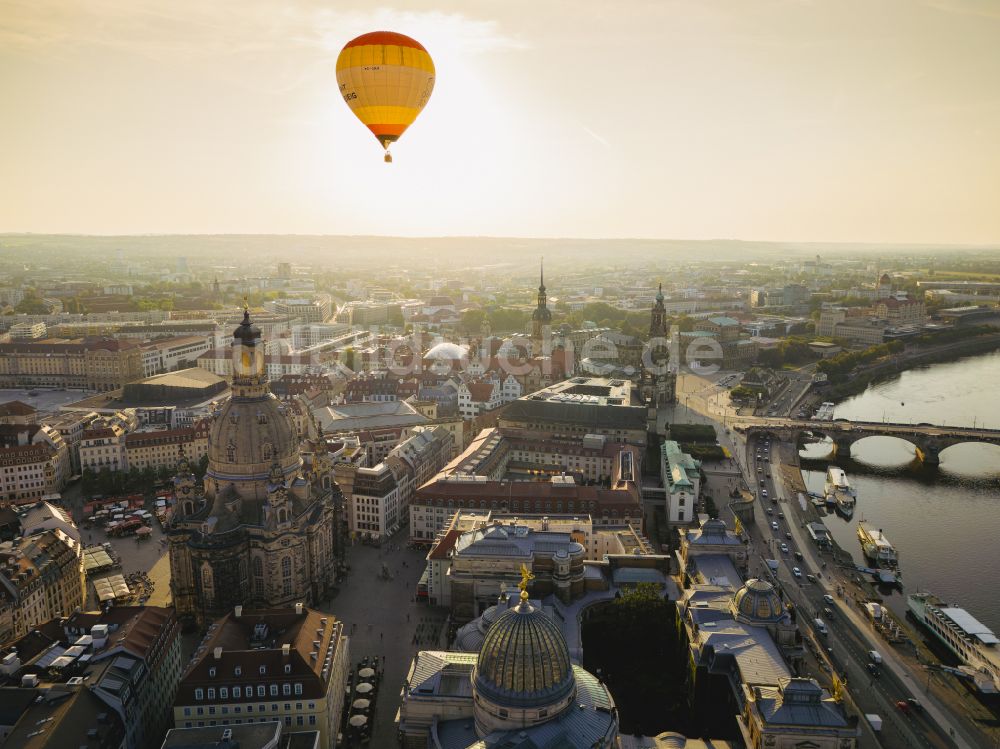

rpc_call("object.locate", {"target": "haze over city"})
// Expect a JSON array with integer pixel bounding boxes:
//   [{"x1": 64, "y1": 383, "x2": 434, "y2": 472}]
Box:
[{"x1": 3, "y1": 3, "x2": 1000, "y2": 749}]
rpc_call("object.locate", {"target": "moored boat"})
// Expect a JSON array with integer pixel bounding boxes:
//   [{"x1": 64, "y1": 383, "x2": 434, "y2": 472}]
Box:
[
  {"x1": 908, "y1": 591, "x2": 1000, "y2": 694},
  {"x1": 824, "y1": 467, "x2": 856, "y2": 517},
  {"x1": 857, "y1": 522, "x2": 898, "y2": 568}
]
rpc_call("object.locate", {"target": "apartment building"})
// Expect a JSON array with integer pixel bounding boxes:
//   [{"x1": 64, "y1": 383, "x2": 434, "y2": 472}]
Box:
[
  {"x1": 337, "y1": 426, "x2": 453, "y2": 540},
  {"x1": 0, "y1": 424, "x2": 71, "y2": 503},
  {"x1": 173, "y1": 605, "x2": 349, "y2": 748},
  {"x1": 140, "y1": 336, "x2": 213, "y2": 377},
  {"x1": 0, "y1": 528, "x2": 84, "y2": 643},
  {"x1": 124, "y1": 420, "x2": 210, "y2": 471},
  {"x1": 0, "y1": 337, "x2": 143, "y2": 391}
]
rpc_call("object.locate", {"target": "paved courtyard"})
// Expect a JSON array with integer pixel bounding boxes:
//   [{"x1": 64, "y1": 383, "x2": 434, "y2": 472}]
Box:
[{"x1": 317, "y1": 533, "x2": 448, "y2": 747}]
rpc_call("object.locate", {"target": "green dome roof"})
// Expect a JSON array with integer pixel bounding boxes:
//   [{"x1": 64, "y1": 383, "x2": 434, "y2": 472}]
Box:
[{"x1": 474, "y1": 598, "x2": 574, "y2": 709}]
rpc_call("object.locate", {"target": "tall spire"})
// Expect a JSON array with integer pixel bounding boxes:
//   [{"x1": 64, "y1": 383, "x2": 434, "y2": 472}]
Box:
[{"x1": 539, "y1": 257, "x2": 545, "y2": 292}]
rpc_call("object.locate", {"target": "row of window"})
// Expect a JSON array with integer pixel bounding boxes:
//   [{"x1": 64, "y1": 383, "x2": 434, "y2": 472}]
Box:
[
  {"x1": 194, "y1": 682, "x2": 304, "y2": 700},
  {"x1": 185, "y1": 700, "x2": 314, "y2": 715},
  {"x1": 184, "y1": 715, "x2": 315, "y2": 729}
]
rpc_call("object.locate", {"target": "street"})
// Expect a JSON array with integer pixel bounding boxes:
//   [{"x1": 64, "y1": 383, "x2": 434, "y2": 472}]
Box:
[{"x1": 669, "y1": 375, "x2": 987, "y2": 749}]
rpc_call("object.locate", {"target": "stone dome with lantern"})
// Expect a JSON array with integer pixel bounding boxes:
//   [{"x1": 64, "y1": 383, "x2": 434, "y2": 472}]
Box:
[{"x1": 167, "y1": 306, "x2": 340, "y2": 626}]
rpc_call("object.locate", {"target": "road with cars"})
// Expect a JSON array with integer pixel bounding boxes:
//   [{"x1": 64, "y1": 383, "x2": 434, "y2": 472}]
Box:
[{"x1": 741, "y1": 431, "x2": 972, "y2": 749}]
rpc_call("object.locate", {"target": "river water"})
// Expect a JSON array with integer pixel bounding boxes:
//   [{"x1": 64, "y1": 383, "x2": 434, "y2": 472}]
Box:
[{"x1": 798, "y1": 350, "x2": 1000, "y2": 632}]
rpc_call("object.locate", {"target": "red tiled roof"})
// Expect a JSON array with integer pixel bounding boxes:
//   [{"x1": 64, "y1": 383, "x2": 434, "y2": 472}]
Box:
[{"x1": 0, "y1": 401, "x2": 36, "y2": 417}]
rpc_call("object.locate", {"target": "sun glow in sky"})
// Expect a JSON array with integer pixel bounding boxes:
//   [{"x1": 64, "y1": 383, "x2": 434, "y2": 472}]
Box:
[{"x1": 1, "y1": 0, "x2": 999, "y2": 242}]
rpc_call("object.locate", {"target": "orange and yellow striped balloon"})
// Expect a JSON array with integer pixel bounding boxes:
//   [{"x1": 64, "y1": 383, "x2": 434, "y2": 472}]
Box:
[{"x1": 336, "y1": 31, "x2": 435, "y2": 162}]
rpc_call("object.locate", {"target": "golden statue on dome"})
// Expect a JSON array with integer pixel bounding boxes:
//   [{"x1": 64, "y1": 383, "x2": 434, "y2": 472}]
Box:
[{"x1": 518, "y1": 564, "x2": 534, "y2": 601}]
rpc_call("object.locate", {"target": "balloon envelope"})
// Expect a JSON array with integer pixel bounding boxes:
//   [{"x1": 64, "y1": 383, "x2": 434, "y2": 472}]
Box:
[{"x1": 336, "y1": 31, "x2": 435, "y2": 156}]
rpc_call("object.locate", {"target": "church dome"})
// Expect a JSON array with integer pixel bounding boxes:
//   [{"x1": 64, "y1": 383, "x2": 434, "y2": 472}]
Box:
[
  {"x1": 732, "y1": 578, "x2": 787, "y2": 624},
  {"x1": 474, "y1": 598, "x2": 575, "y2": 709},
  {"x1": 207, "y1": 393, "x2": 299, "y2": 482},
  {"x1": 424, "y1": 341, "x2": 469, "y2": 361}
]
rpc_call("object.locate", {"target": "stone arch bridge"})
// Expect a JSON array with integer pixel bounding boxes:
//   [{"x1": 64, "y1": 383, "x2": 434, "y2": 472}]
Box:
[{"x1": 742, "y1": 419, "x2": 1000, "y2": 465}]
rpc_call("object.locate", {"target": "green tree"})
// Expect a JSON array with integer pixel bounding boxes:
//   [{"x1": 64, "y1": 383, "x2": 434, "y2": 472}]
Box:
[
  {"x1": 15, "y1": 295, "x2": 50, "y2": 314},
  {"x1": 460, "y1": 308, "x2": 487, "y2": 335}
]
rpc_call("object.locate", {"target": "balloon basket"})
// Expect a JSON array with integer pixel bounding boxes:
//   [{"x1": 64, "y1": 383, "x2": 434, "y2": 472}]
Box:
[{"x1": 384, "y1": 152, "x2": 392, "y2": 163}]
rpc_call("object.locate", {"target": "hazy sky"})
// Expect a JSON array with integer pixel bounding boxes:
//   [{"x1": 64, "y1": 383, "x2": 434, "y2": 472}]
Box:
[{"x1": 2, "y1": 0, "x2": 999, "y2": 242}]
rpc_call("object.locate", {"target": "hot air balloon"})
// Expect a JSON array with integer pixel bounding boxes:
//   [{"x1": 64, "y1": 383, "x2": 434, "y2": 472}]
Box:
[{"x1": 336, "y1": 31, "x2": 435, "y2": 163}]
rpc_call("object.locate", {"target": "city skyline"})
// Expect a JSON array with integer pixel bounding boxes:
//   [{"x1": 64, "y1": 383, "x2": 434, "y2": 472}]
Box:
[{"x1": 1, "y1": 0, "x2": 999, "y2": 243}]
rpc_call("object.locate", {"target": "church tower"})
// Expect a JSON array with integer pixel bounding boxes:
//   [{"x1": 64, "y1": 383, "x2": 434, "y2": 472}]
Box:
[
  {"x1": 649, "y1": 282, "x2": 667, "y2": 339},
  {"x1": 168, "y1": 304, "x2": 339, "y2": 626},
  {"x1": 531, "y1": 258, "x2": 552, "y2": 349}
]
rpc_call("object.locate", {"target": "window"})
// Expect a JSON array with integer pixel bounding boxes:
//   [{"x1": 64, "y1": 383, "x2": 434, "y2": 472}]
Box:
[
  {"x1": 208, "y1": 706, "x2": 216, "y2": 715},
  {"x1": 284, "y1": 703, "x2": 291, "y2": 711},
  {"x1": 207, "y1": 688, "x2": 216, "y2": 700},
  {"x1": 281, "y1": 556, "x2": 292, "y2": 596},
  {"x1": 247, "y1": 705, "x2": 253, "y2": 713},
  {"x1": 195, "y1": 688, "x2": 204, "y2": 700},
  {"x1": 309, "y1": 715, "x2": 316, "y2": 726},
  {"x1": 197, "y1": 708, "x2": 204, "y2": 716},
  {"x1": 184, "y1": 708, "x2": 191, "y2": 717},
  {"x1": 235, "y1": 666, "x2": 242, "y2": 676},
  {"x1": 220, "y1": 687, "x2": 228, "y2": 699},
  {"x1": 259, "y1": 666, "x2": 266, "y2": 675},
  {"x1": 296, "y1": 716, "x2": 304, "y2": 726},
  {"x1": 222, "y1": 707, "x2": 229, "y2": 715},
  {"x1": 282, "y1": 684, "x2": 291, "y2": 696},
  {"x1": 294, "y1": 684, "x2": 302, "y2": 695},
  {"x1": 270, "y1": 684, "x2": 278, "y2": 696},
  {"x1": 233, "y1": 687, "x2": 240, "y2": 698},
  {"x1": 284, "y1": 664, "x2": 291, "y2": 674},
  {"x1": 209, "y1": 667, "x2": 216, "y2": 677},
  {"x1": 257, "y1": 685, "x2": 265, "y2": 697},
  {"x1": 284, "y1": 717, "x2": 291, "y2": 727}
]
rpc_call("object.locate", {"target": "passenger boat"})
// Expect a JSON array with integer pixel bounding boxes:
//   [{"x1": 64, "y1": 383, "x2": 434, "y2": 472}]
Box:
[
  {"x1": 857, "y1": 522, "x2": 898, "y2": 568},
  {"x1": 824, "y1": 467, "x2": 856, "y2": 517},
  {"x1": 908, "y1": 592, "x2": 1000, "y2": 694}
]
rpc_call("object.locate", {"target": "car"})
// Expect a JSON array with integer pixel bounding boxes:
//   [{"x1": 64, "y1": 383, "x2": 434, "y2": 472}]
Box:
[
  {"x1": 866, "y1": 663, "x2": 881, "y2": 678},
  {"x1": 907, "y1": 698, "x2": 923, "y2": 713},
  {"x1": 760, "y1": 480, "x2": 766, "y2": 487},
  {"x1": 766, "y1": 507, "x2": 774, "y2": 515},
  {"x1": 771, "y1": 521, "x2": 779, "y2": 531},
  {"x1": 806, "y1": 574, "x2": 817, "y2": 583},
  {"x1": 895, "y1": 700, "x2": 911, "y2": 714},
  {"x1": 794, "y1": 551, "x2": 804, "y2": 561},
  {"x1": 823, "y1": 594, "x2": 835, "y2": 605},
  {"x1": 757, "y1": 467, "x2": 763, "y2": 474},
  {"x1": 761, "y1": 489, "x2": 768, "y2": 497},
  {"x1": 780, "y1": 543, "x2": 789, "y2": 553},
  {"x1": 778, "y1": 511, "x2": 784, "y2": 518},
  {"x1": 764, "y1": 456, "x2": 769, "y2": 462},
  {"x1": 792, "y1": 567, "x2": 802, "y2": 578},
  {"x1": 785, "y1": 531, "x2": 792, "y2": 540}
]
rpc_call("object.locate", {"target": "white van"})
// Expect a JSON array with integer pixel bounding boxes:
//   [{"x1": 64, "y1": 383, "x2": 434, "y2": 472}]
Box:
[
  {"x1": 868, "y1": 650, "x2": 882, "y2": 665},
  {"x1": 814, "y1": 618, "x2": 828, "y2": 636}
]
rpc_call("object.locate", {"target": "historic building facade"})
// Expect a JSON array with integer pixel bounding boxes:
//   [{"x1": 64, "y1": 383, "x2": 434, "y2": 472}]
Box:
[{"x1": 168, "y1": 308, "x2": 339, "y2": 625}]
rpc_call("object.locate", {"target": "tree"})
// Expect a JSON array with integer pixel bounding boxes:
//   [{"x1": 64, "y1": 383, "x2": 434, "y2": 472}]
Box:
[
  {"x1": 460, "y1": 308, "x2": 486, "y2": 335},
  {"x1": 15, "y1": 295, "x2": 50, "y2": 314}
]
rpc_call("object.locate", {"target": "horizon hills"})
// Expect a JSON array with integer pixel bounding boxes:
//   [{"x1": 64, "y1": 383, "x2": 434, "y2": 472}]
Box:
[{"x1": 1, "y1": 233, "x2": 997, "y2": 272}]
